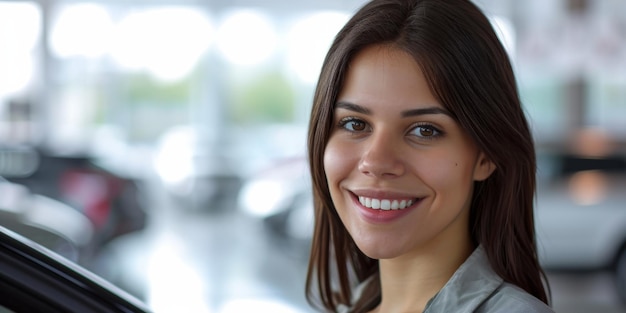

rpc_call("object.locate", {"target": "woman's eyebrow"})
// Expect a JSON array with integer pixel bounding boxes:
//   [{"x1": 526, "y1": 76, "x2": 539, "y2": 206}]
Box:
[
  {"x1": 401, "y1": 107, "x2": 452, "y2": 117},
  {"x1": 336, "y1": 101, "x2": 371, "y2": 114},
  {"x1": 336, "y1": 100, "x2": 451, "y2": 117}
]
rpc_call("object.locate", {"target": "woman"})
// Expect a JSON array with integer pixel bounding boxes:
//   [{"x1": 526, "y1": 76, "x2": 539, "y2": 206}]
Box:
[{"x1": 305, "y1": 0, "x2": 553, "y2": 312}]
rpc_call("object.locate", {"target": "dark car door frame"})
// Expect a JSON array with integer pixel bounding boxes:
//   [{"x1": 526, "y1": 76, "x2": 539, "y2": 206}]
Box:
[{"x1": 0, "y1": 226, "x2": 151, "y2": 313}]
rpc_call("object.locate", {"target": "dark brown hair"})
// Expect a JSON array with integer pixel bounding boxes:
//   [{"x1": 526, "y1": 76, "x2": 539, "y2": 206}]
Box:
[{"x1": 305, "y1": 0, "x2": 550, "y2": 312}]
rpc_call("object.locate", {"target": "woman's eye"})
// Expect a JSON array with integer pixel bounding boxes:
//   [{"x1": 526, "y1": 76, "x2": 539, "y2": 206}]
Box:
[
  {"x1": 410, "y1": 125, "x2": 441, "y2": 138},
  {"x1": 339, "y1": 118, "x2": 368, "y2": 132},
  {"x1": 347, "y1": 121, "x2": 367, "y2": 131}
]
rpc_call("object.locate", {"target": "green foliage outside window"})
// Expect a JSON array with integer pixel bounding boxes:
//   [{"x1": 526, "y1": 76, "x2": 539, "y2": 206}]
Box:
[
  {"x1": 229, "y1": 71, "x2": 296, "y2": 125},
  {"x1": 122, "y1": 73, "x2": 193, "y2": 106}
]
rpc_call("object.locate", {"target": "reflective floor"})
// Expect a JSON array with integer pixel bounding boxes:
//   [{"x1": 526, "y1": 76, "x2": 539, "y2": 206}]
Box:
[
  {"x1": 94, "y1": 177, "x2": 310, "y2": 313},
  {"x1": 94, "y1": 177, "x2": 626, "y2": 313}
]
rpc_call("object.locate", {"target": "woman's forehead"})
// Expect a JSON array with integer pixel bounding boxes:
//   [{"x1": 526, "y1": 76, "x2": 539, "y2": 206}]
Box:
[{"x1": 336, "y1": 44, "x2": 441, "y2": 112}]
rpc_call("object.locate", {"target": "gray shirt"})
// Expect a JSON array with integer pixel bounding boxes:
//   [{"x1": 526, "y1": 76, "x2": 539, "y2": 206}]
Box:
[
  {"x1": 423, "y1": 246, "x2": 554, "y2": 312},
  {"x1": 342, "y1": 246, "x2": 555, "y2": 313}
]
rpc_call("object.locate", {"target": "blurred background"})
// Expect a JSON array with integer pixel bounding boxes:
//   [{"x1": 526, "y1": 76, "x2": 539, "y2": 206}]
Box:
[{"x1": 0, "y1": 0, "x2": 625, "y2": 312}]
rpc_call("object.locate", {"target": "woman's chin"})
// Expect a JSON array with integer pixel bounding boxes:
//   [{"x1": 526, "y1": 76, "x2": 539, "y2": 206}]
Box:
[{"x1": 355, "y1": 241, "x2": 404, "y2": 260}]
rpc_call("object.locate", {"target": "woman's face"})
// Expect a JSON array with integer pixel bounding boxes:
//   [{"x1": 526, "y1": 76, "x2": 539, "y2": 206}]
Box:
[{"x1": 324, "y1": 45, "x2": 494, "y2": 260}]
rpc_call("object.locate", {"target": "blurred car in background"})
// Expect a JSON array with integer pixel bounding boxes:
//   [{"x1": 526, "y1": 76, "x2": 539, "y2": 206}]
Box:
[
  {"x1": 237, "y1": 156, "x2": 312, "y2": 258},
  {"x1": 238, "y1": 150, "x2": 626, "y2": 303},
  {"x1": 0, "y1": 178, "x2": 93, "y2": 264},
  {"x1": 0, "y1": 144, "x2": 148, "y2": 265},
  {"x1": 152, "y1": 125, "x2": 242, "y2": 211},
  {"x1": 535, "y1": 151, "x2": 626, "y2": 303},
  {"x1": 0, "y1": 225, "x2": 150, "y2": 313},
  {"x1": 153, "y1": 124, "x2": 306, "y2": 212}
]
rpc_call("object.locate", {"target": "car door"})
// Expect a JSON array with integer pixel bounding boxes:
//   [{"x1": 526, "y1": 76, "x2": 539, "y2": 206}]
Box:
[{"x1": 0, "y1": 226, "x2": 151, "y2": 313}]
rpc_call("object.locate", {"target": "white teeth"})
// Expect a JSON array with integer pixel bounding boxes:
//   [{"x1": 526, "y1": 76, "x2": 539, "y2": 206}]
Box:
[
  {"x1": 381, "y1": 200, "x2": 391, "y2": 210},
  {"x1": 359, "y1": 196, "x2": 417, "y2": 210},
  {"x1": 391, "y1": 200, "x2": 399, "y2": 210}
]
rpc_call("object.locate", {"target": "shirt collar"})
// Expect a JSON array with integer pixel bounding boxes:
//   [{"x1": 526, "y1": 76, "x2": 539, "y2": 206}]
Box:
[{"x1": 423, "y1": 245, "x2": 503, "y2": 312}]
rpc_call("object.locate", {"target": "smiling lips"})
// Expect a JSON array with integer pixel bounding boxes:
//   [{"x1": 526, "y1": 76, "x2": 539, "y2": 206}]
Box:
[
  {"x1": 352, "y1": 192, "x2": 423, "y2": 223},
  {"x1": 358, "y1": 196, "x2": 415, "y2": 210},
  {"x1": 353, "y1": 195, "x2": 424, "y2": 225}
]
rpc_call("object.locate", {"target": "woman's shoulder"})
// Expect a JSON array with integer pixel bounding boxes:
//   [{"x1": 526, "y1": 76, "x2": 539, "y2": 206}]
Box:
[
  {"x1": 422, "y1": 246, "x2": 554, "y2": 313},
  {"x1": 476, "y1": 282, "x2": 555, "y2": 313}
]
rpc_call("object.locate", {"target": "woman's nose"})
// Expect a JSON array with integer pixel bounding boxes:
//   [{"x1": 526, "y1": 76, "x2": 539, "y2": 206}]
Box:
[{"x1": 357, "y1": 133, "x2": 405, "y2": 178}]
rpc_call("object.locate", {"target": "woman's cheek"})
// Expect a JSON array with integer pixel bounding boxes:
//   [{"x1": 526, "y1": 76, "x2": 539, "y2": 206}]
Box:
[
  {"x1": 323, "y1": 139, "x2": 354, "y2": 183},
  {"x1": 418, "y1": 152, "x2": 470, "y2": 188}
]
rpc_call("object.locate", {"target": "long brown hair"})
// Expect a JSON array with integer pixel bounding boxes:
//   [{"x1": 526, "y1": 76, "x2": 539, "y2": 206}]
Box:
[{"x1": 305, "y1": 0, "x2": 550, "y2": 311}]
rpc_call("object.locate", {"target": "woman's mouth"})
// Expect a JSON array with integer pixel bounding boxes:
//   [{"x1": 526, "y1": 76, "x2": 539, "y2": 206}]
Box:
[
  {"x1": 357, "y1": 196, "x2": 419, "y2": 210},
  {"x1": 350, "y1": 192, "x2": 422, "y2": 223}
]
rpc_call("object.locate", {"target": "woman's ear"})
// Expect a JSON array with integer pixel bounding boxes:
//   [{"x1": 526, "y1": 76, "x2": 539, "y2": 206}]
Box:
[{"x1": 473, "y1": 152, "x2": 496, "y2": 181}]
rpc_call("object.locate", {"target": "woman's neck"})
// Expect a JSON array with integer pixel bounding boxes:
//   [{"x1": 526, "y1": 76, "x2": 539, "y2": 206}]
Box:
[{"x1": 374, "y1": 237, "x2": 474, "y2": 313}]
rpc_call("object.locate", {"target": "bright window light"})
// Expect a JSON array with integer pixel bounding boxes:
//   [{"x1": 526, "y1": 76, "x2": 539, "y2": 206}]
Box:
[
  {"x1": 0, "y1": 2, "x2": 41, "y2": 96},
  {"x1": 0, "y1": 55, "x2": 35, "y2": 97},
  {"x1": 215, "y1": 10, "x2": 277, "y2": 66},
  {"x1": 491, "y1": 16, "x2": 516, "y2": 60},
  {"x1": 152, "y1": 126, "x2": 197, "y2": 186},
  {"x1": 0, "y1": 2, "x2": 41, "y2": 52},
  {"x1": 146, "y1": 233, "x2": 211, "y2": 313},
  {"x1": 49, "y1": 3, "x2": 113, "y2": 59},
  {"x1": 285, "y1": 11, "x2": 349, "y2": 84},
  {"x1": 239, "y1": 180, "x2": 287, "y2": 217},
  {"x1": 110, "y1": 7, "x2": 213, "y2": 82}
]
